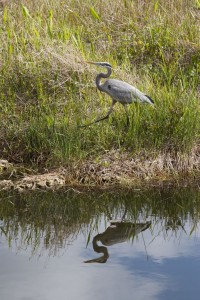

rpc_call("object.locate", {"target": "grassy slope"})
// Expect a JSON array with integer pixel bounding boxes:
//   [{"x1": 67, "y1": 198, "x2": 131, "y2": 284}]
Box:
[{"x1": 0, "y1": 0, "x2": 199, "y2": 174}]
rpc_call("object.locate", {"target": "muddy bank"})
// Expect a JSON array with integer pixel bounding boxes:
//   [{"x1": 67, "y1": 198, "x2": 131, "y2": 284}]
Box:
[
  {"x1": 0, "y1": 159, "x2": 66, "y2": 191},
  {"x1": 0, "y1": 150, "x2": 200, "y2": 191}
]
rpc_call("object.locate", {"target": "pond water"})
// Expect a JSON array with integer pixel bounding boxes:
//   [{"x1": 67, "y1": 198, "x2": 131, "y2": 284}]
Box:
[{"x1": 0, "y1": 186, "x2": 200, "y2": 300}]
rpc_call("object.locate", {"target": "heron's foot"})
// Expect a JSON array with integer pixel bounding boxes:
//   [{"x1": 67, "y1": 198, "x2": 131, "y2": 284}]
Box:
[
  {"x1": 94, "y1": 113, "x2": 110, "y2": 124},
  {"x1": 79, "y1": 112, "x2": 112, "y2": 128}
]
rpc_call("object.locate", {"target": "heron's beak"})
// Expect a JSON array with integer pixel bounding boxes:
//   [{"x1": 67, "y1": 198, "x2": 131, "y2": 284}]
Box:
[{"x1": 86, "y1": 61, "x2": 99, "y2": 66}]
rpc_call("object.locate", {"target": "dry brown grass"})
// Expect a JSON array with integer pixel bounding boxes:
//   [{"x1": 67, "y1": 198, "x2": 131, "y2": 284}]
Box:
[{"x1": 70, "y1": 146, "x2": 200, "y2": 186}]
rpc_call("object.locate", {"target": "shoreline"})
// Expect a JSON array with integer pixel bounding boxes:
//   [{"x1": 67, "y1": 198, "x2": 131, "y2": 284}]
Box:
[{"x1": 1, "y1": 148, "x2": 200, "y2": 192}]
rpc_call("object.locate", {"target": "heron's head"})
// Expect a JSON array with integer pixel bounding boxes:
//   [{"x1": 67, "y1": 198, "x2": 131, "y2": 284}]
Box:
[{"x1": 87, "y1": 61, "x2": 112, "y2": 68}]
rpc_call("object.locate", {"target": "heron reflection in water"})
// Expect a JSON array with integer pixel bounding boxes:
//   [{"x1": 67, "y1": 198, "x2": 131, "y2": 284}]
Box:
[{"x1": 84, "y1": 220, "x2": 151, "y2": 263}]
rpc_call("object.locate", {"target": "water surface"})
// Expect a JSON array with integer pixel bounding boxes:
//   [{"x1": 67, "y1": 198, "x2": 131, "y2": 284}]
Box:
[{"x1": 0, "y1": 187, "x2": 200, "y2": 300}]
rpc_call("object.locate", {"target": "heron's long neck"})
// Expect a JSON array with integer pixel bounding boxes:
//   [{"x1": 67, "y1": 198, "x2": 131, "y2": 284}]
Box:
[
  {"x1": 92, "y1": 234, "x2": 106, "y2": 253},
  {"x1": 96, "y1": 67, "x2": 112, "y2": 91},
  {"x1": 84, "y1": 234, "x2": 109, "y2": 263}
]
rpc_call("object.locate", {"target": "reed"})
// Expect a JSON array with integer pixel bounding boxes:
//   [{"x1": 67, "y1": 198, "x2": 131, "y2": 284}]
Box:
[{"x1": 0, "y1": 0, "x2": 199, "y2": 169}]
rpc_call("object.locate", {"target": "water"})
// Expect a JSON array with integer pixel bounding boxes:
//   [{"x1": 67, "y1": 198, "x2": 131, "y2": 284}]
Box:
[{"x1": 0, "y1": 186, "x2": 200, "y2": 300}]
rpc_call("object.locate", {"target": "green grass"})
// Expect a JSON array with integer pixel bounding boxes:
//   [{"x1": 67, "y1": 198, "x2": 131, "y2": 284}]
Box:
[{"x1": 0, "y1": 0, "x2": 199, "y2": 168}]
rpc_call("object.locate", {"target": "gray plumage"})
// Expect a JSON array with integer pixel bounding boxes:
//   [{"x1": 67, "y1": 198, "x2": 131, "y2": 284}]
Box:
[
  {"x1": 81, "y1": 61, "x2": 154, "y2": 127},
  {"x1": 100, "y1": 78, "x2": 154, "y2": 105}
]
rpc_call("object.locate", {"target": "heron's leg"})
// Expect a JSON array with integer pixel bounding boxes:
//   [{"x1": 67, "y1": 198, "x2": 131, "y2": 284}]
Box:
[
  {"x1": 123, "y1": 104, "x2": 130, "y2": 127},
  {"x1": 80, "y1": 100, "x2": 116, "y2": 128},
  {"x1": 94, "y1": 99, "x2": 116, "y2": 124}
]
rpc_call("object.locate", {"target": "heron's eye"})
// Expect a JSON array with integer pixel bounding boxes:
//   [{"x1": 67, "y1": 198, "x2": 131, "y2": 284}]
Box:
[{"x1": 108, "y1": 85, "x2": 111, "y2": 90}]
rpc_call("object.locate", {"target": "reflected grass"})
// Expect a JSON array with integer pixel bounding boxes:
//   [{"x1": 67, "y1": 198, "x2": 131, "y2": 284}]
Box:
[{"x1": 0, "y1": 186, "x2": 200, "y2": 256}]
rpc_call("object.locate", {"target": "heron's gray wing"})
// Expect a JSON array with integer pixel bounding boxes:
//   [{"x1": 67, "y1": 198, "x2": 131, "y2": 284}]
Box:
[
  {"x1": 103, "y1": 79, "x2": 153, "y2": 104},
  {"x1": 103, "y1": 79, "x2": 143, "y2": 103}
]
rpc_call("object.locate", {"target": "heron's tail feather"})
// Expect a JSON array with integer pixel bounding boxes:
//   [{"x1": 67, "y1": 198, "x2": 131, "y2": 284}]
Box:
[{"x1": 145, "y1": 95, "x2": 154, "y2": 104}]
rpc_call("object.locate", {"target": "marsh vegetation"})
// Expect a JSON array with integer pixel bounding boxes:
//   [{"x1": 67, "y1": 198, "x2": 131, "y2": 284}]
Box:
[{"x1": 0, "y1": 0, "x2": 199, "y2": 182}]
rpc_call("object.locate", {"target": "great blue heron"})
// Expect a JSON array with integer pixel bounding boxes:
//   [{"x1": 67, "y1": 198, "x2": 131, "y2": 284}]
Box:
[{"x1": 81, "y1": 62, "x2": 154, "y2": 127}]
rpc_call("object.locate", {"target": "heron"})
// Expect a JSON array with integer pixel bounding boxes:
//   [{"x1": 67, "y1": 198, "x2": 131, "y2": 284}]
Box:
[
  {"x1": 81, "y1": 61, "x2": 154, "y2": 127},
  {"x1": 84, "y1": 220, "x2": 151, "y2": 263}
]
